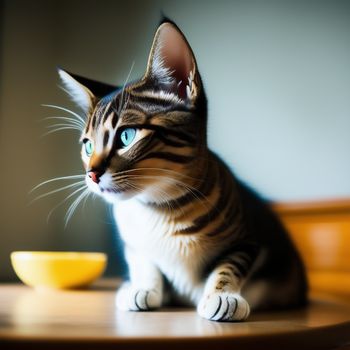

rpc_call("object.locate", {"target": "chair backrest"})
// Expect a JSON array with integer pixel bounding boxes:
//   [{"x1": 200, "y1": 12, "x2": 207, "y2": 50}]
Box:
[{"x1": 273, "y1": 199, "x2": 350, "y2": 299}]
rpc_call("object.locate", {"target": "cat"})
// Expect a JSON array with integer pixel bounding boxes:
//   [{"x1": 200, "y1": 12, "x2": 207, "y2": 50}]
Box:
[{"x1": 58, "y1": 19, "x2": 307, "y2": 321}]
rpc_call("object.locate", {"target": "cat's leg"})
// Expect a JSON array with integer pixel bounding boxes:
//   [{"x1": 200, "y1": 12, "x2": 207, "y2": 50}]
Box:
[
  {"x1": 197, "y1": 252, "x2": 254, "y2": 322},
  {"x1": 116, "y1": 248, "x2": 163, "y2": 311}
]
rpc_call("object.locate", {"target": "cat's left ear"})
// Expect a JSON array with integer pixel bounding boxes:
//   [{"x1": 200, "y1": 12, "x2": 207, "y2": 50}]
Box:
[
  {"x1": 144, "y1": 21, "x2": 201, "y2": 103},
  {"x1": 58, "y1": 68, "x2": 96, "y2": 114}
]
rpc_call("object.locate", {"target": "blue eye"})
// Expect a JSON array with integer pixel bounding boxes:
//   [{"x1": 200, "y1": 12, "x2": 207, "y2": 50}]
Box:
[
  {"x1": 120, "y1": 128, "x2": 136, "y2": 147},
  {"x1": 84, "y1": 140, "x2": 94, "y2": 157}
]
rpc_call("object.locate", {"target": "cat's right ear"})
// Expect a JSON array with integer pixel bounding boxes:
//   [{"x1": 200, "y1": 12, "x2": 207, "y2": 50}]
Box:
[
  {"x1": 144, "y1": 21, "x2": 201, "y2": 103},
  {"x1": 58, "y1": 68, "x2": 96, "y2": 114}
]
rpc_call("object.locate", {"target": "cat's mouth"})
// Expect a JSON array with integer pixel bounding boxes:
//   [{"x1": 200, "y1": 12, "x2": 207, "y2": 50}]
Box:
[
  {"x1": 85, "y1": 172, "x2": 143, "y2": 202},
  {"x1": 99, "y1": 184, "x2": 139, "y2": 202},
  {"x1": 100, "y1": 187, "x2": 125, "y2": 194}
]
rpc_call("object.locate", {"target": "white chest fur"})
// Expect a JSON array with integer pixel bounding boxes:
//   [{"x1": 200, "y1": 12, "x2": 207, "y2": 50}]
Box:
[{"x1": 113, "y1": 199, "x2": 206, "y2": 302}]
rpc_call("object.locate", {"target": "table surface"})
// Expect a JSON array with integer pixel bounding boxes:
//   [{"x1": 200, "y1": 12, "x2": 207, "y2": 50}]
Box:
[{"x1": 1, "y1": 279, "x2": 350, "y2": 350}]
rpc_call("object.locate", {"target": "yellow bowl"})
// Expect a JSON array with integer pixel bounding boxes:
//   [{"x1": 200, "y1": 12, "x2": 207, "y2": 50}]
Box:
[{"x1": 11, "y1": 251, "x2": 107, "y2": 290}]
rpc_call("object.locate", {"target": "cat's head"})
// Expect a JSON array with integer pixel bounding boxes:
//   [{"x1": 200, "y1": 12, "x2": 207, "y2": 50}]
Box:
[{"x1": 59, "y1": 20, "x2": 207, "y2": 204}]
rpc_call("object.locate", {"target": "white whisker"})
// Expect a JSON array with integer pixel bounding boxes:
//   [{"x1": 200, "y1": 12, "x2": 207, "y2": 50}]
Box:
[
  {"x1": 112, "y1": 173, "x2": 201, "y2": 195},
  {"x1": 29, "y1": 181, "x2": 85, "y2": 204},
  {"x1": 46, "y1": 185, "x2": 87, "y2": 223},
  {"x1": 30, "y1": 174, "x2": 85, "y2": 194},
  {"x1": 41, "y1": 126, "x2": 82, "y2": 137},
  {"x1": 121, "y1": 179, "x2": 182, "y2": 216},
  {"x1": 46, "y1": 123, "x2": 82, "y2": 129},
  {"x1": 42, "y1": 104, "x2": 85, "y2": 124},
  {"x1": 82, "y1": 190, "x2": 92, "y2": 212},
  {"x1": 44, "y1": 116, "x2": 84, "y2": 128},
  {"x1": 112, "y1": 167, "x2": 200, "y2": 182},
  {"x1": 118, "y1": 61, "x2": 135, "y2": 115},
  {"x1": 64, "y1": 188, "x2": 90, "y2": 228},
  {"x1": 112, "y1": 174, "x2": 211, "y2": 212}
]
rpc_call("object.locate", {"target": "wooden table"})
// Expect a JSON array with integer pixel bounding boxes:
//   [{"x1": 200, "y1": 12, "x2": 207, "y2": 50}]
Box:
[{"x1": 1, "y1": 280, "x2": 350, "y2": 350}]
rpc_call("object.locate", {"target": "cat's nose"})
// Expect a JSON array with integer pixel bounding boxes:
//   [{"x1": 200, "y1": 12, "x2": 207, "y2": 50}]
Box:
[{"x1": 88, "y1": 170, "x2": 100, "y2": 184}]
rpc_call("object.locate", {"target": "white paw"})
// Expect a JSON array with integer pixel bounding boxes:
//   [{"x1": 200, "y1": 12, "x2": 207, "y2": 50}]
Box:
[
  {"x1": 116, "y1": 283, "x2": 162, "y2": 311},
  {"x1": 197, "y1": 292, "x2": 250, "y2": 321}
]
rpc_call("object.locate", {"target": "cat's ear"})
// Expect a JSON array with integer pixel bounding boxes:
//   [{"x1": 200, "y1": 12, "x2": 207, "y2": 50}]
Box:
[
  {"x1": 144, "y1": 21, "x2": 201, "y2": 102},
  {"x1": 58, "y1": 68, "x2": 96, "y2": 113}
]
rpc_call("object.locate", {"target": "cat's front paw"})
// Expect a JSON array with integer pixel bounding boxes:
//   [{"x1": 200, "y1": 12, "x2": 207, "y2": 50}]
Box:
[
  {"x1": 116, "y1": 283, "x2": 162, "y2": 311},
  {"x1": 197, "y1": 292, "x2": 250, "y2": 321}
]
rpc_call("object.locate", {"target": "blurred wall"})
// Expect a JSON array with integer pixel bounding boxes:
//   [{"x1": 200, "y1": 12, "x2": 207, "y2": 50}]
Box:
[{"x1": 1, "y1": 0, "x2": 350, "y2": 281}]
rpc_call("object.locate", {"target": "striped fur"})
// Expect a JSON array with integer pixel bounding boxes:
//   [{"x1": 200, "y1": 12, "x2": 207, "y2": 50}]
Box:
[{"x1": 60, "y1": 20, "x2": 307, "y2": 321}]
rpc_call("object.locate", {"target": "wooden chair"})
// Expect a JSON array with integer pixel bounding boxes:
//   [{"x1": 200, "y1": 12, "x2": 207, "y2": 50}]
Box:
[{"x1": 274, "y1": 199, "x2": 350, "y2": 301}]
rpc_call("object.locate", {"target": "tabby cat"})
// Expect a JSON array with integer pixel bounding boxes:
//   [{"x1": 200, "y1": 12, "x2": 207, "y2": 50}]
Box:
[{"x1": 58, "y1": 20, "x2": 307, "y2": 321}]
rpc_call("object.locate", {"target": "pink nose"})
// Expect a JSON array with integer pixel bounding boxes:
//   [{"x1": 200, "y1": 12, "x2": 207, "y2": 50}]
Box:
[{"x1": 88, "y1": 171, "x2": 100, "y2": 184}]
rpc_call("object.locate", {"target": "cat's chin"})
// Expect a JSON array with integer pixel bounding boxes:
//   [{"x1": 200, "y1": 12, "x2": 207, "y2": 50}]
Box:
[{"x1": 102, "y1": 190, "x2": 136, "y2": 203}]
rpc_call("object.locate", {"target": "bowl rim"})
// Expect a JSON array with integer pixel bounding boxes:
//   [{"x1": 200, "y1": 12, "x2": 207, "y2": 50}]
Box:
[{"x1": 11, "y1": 251, "x2": 107, "y2": 261}]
